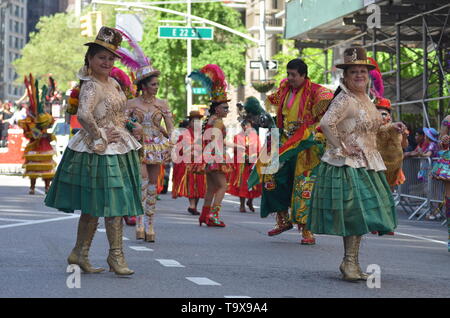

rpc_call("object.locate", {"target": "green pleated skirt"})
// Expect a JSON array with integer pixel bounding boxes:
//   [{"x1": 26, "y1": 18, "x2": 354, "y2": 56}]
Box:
[
  {"x1": 306, "y1": 162, "x2": 397, "y2": 236},
  {"x1": 44, "y1": 148, "x2": 143, "y2": 217}
]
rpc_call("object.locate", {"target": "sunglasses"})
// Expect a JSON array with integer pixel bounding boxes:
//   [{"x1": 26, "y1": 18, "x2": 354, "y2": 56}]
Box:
[{"x1": 380, "y1": 111, "x2": 390, "y2": 118}]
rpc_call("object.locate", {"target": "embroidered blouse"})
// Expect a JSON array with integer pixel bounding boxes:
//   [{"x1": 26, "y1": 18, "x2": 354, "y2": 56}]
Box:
[
  {"x1": 320, "y1": 81, "x2": 386, "y2": 171},
  {"x1": 67, "y1": 70, "x2": 141, "y2": 155}
]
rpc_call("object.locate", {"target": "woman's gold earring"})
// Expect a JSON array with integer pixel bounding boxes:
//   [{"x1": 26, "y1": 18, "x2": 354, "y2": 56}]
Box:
[{"x1": 87, "y1": 67, "x2": 92, "y2": 76}]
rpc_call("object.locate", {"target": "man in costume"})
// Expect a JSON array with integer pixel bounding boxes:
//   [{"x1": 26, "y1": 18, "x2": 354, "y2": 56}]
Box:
[{"x1": 252, "y1": 59, "x2": 333, "y2": 245}]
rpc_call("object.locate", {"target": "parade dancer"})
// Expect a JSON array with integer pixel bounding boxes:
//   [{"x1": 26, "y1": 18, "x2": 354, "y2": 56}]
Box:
[
  {"x1": 19, "y1": 75, "x2": 57, "y2": 195},
  {"x1": 172, "y1": 110, "x2": 206, "y2": 215},
  {"x1": 260, "y1": 59, "x2": 333, "y2": 244},
  {"x1": 306, "y1": 47, "x2": 399, "y2": 281},
  {"x1": 228, "y1": 98, "x2": 263, "y2": 212},
  {"x1": 116, "y1": 30, "x2": 174, "y2": 242},
  {"x1": 375, "y1": 97, "x2": 408, "y2": 189},
  {"x1": 189, "y1": 64, "x2": 234, "y2": 227},
  {"x1": 45, "y1": 27, "x2": 143, "y2": 275},
  {"x1": 431, "y1": 115, "x2": 450, "y2": 252}
]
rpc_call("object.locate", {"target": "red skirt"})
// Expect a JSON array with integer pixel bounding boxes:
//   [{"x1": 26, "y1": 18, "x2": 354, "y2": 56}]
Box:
[
  {"x1": 172, "y1": 162, "x2": 206, "y2": 199},
  {"x1": 227, "y1": 163, "x2": 261, "y2": 199}
]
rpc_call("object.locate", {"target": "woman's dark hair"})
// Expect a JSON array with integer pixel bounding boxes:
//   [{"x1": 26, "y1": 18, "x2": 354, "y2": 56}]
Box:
[
  {"x1": 137, "y1": 74, "x2": 159, "y2": 94},
  {"x1": 201, "y1": 101, "x2": 222, "y2": 134},
  {"x1": 79, "y1": 44, "x2": 112, "y2": 88},
  {"x1": 287, "y1": 58, "x2": 308, "y2": 78}
]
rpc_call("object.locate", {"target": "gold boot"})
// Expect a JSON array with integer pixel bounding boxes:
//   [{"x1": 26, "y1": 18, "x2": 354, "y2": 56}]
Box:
[
  {"x1": 354, "y1": 235, "x2": 369, "y2": 280},
  {"x1": 144, "y1": 184, "x2": 157, "y2": 242},
  {"x1": 339, "y1": 235, "x2": 362, "y2": 282},
  {"x1": 67, "y1": 214, "x2": 105, "y2": 273},
  {"x1": 136, "y1": 178, "x2": 148, "y2": 240},
  {"x1": 105, "y1": 217, "x2": 134, "y2": 276}
]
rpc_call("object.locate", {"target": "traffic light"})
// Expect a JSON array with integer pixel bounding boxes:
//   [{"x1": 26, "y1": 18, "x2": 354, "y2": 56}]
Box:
[{"x1": 80, "y1": 14, "x2": 93, "y2": 37}]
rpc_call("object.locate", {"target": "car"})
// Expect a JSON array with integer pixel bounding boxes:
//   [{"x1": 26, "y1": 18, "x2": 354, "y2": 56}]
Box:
[{"x1": 48, "y1": 118, "x2": 70, "y2": 158}]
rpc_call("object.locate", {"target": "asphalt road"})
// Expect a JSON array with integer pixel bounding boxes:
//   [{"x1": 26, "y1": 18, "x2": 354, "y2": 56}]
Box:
[{"x1": 0, "y1": 175, "x2": 448, "y2": 299}]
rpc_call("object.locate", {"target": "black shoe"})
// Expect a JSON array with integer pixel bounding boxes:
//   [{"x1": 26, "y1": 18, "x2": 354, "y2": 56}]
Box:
[{"x1": 188, "y1": 208, "x2": 200, "y2": 215}]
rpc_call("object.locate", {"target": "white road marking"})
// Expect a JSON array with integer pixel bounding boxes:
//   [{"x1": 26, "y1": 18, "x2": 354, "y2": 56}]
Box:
[
  {"x1": 35, "y1": 188, "x2": 45, "y2": 195},
  {"x1": 186, "y1": 277, "x2": 221, "y2": 286},
  {"x1": 395, "y1": 232, "x2": 447, "y2": 246},
  {"x1": 222, "y1": 199, "x2": 260, "y2": 208},
  {"x1": 224, "y1": 296, "x2": 251, "y2": 298},
  {"x1": 0, "y1": 214, "x2": 79, "y2": 229},
  {"x1": 97, "y1": 229, "x2": 106, "y2": 232},
  {"x1": 0, "y1": 217, "x2": 37, "y2": 223},
  {"x1": 0, "y1": 209, "x2": 68, "y2": 215},
  {"x1": 123, "y1": 237, "x2": 129, "y2": 241},
  {"x1": 129, "y1": 246, "x2": 154, "y2": 252},
  {"x1": 156, "y1": 259, "x2": 185, "y2": 268}
]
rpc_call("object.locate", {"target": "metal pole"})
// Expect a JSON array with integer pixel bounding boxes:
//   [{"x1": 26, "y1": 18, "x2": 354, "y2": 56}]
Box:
[
  {"x1": 372, "y1": 28, "x2": 377, "y2": 60},
  {"x1": 186, "y1": 0, "x2": 192, "y2": 116},
  {"x1": 259, "y1": 0, "x2": 266, "y2": 102},
  {"x1": 395, "y1": 24, "x2": 401, "y2": 121},
  {"x1": 422, "y1": 15, "x2": 428, "y2": 127},
  {"x1": 324, "y1": 46, "x2": 328, "y2": 84},
  {"x1": 259, "y1": 0, "x2": 266, "y2": 82}
]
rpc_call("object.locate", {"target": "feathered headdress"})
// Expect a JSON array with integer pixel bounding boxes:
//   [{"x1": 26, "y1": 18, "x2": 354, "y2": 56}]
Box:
[
  {"x1": 110, "y1": 66, "x2": 136, "y2": 99},
  {"x1": 21, "y1": 74, "x2": 55, "y2": 144},
  {"x1": 189, "y1": 64, "x2": 230, "y2": 103},
  {"x1": 368, "y1": 57, "x2": 384, "y2": 98},
  {"x1": 115, "y1": 28, "x2": 160, "y2": 84}
]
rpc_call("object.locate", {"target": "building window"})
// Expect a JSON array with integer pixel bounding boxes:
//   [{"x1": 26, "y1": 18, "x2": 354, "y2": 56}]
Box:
[{"x1": 272, "y1": 0, "x2": 278, "y2": 10}]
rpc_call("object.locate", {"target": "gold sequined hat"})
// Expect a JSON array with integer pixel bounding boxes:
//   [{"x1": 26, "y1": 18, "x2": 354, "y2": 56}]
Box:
[
  {"x1": 84, "y1": 26, "x2": 123, "y2": 58},
  {"x1": 134, "y1": 65, "x2": 161, "y2": 85},
  {"x1": 336, "y1": 47, "x2": 376, "y2": 70}
]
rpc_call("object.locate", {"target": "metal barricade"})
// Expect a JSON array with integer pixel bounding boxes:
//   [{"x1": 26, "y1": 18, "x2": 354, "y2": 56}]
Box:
[
  {"x1": 428, "y1": 158, "x2": 447, "y2": 226},
  {"x1": 398, "y1": 157, "x2": 430, "y2": 218},
  {"x1": 397, "y1": 157, "x2": 447, "y2": 226}
]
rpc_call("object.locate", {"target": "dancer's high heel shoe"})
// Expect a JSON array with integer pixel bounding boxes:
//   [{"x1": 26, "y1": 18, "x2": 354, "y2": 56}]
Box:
[
  {"x1": 205, "y1": 205, "x2": 226, "y2": 227},
  {"x1": 199, "y1": 206, "x2": 211, "y2": 226}
]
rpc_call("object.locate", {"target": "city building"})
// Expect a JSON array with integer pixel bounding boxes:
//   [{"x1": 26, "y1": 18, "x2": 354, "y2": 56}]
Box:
[
  {"x1": 27, "y1": 0, "x2": 69, "y2": 41},
  {"x1": 0, "y1": 0, "x2": 27, "y2": 102}
]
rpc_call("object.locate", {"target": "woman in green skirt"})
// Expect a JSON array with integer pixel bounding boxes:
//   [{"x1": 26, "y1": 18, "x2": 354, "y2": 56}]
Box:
[
  {"x1": 306, "y1": 47, "x2": 401, "y2": 282},
  {"x1": 45, "y1": 27, "x2": 143, "y2": 276}
]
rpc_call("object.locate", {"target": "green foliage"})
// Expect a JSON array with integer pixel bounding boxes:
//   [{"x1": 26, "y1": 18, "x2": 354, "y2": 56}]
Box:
[
  {"x1": 14, "y1": 0, "x2": 249, "y2": 123},
  {"x1": 13, "y1": 13, "x2": 87, "y2": 92},
  {"x1": 272, "y1": 37, "x2": 330, "y2": 85},
  {"x1": 138, "y1": 0, "x2": 250, "y2": 121}
]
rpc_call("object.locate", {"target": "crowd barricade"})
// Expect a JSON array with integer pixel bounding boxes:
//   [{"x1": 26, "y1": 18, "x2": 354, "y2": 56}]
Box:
[{"x1": 397, "y1": 157, "x2": 447, "y2": 226}]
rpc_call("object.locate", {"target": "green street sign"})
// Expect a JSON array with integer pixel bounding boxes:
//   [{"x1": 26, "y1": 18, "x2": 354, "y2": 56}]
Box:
[
  {"x1": 192, "y1": 87, "x2": 208, "y2": 95},
  {"x1": 158, "y1": 26, "x2": 214, "y2": 40}
]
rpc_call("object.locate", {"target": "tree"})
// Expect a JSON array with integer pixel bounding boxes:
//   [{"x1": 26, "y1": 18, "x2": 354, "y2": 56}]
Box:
[
  {"x1": 135, "y1": 0, "x2": 251, "y2": 121},
  {"x1": 13, "y1": 13, "x2": 87, "y2": 92}
]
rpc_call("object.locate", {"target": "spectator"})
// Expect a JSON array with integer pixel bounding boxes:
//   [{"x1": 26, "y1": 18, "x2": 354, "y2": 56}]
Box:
[
  {"x1": 403, "y1": 122, "x2": 417, "y2": 152},
  {"x1": 405, "y1": 127, "x2": 439, "y2": 181},
  {"x1": 8, "y1": 103, "x2": 28, "y2": 126},
  {"x1": 0, "y1": 103, "x2": 14, "y2": 147},
  {"x1": 404, "y1": 128, "x2": 434, "y2": 158}
]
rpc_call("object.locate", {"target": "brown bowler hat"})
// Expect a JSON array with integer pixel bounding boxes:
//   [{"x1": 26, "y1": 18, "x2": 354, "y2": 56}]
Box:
[
  {"x1": 188, "y1": 110, "x2": 203, "y2": 119},
  {"x1": 85, "y1": 26, "x2": 122, "y2": 58},
  {"x1": 336, "y1": 47, "x2": 376, "y2": 70}
]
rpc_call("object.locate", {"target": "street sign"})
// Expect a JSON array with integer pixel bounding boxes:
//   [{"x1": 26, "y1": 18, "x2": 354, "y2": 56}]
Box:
[
  {"x1": 192, "y1": 87, "x2": 208, "y2": 95},
  {"x1": 249, "y1": 60, "x2": 278, "y2": 70},
  {"x1": 158, "y1": 26, "x2": 214, "y2": 40}
]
